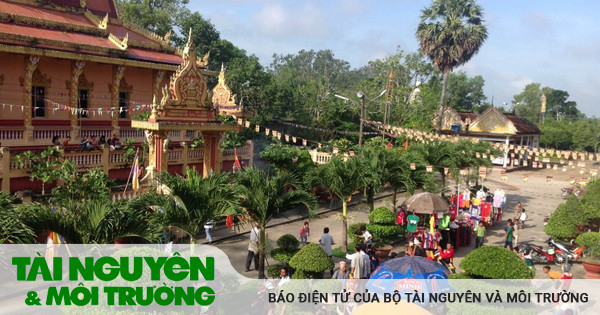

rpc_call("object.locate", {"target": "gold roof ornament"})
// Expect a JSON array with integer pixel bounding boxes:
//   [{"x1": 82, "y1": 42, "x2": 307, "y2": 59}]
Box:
[
  {"x1": 197, "y1": 51, "x2": 210, "y2": 68},
  {"x1": 163, "y1": 28, "x2": 208, "y2": 108},
  {"x1": 211, "y1": 63, "x2": 238, "y2": 109}
]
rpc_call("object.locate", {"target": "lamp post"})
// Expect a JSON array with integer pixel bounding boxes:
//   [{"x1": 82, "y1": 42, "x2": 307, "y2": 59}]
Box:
[
  {"x1": 334, "y1": 90, "x2": 385, "y2": 147},
  {"x1": 357, "y1": 91, "x2": 365, "y2": 146}
]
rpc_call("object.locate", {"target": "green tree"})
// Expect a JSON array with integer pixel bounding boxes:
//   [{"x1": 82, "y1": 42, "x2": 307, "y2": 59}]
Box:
[
  {"x1": 145, "y1": 169, "x2": 240, "y2": 249},
  {"x1": 15, "y1": 147, "x2": 62, "y2": 195},
  {"x1": 117, "y1": 0, "x2": 189, "y2": 42},
  {"x1": 445, "y1": 71, "x2": 486, "y2": 112},
  {"x1": 416, "y1": 0, "x2": 488, "y2": 133},
  {"x1": 50, "y1": 161, "x2": 114, "y2": 204},
  {"x1": 236, "y1": 167, "x2": 317, "y2": 279},
  {"x1": 318, "y1": 157, "x2": 364, "y2": 252}
]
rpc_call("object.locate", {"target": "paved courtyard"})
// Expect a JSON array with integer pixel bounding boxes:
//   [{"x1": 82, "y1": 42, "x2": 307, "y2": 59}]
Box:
[{"x1": 208, "y1": 165, "x2": 593, "y2": 279}]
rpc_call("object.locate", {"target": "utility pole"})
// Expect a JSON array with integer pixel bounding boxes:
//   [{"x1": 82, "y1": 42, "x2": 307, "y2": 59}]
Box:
[{"x1": 358, "y1": 91, "x2": 365, "y2": 146}]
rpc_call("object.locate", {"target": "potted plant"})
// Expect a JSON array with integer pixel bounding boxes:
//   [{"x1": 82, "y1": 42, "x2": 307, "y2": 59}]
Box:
[
  {"x1": 268, "y1": 234, "x2": 300, "y2": 278},
  {"x1": 367, "y1": 207, "x2": 404, "y2": 259},
  {"x1": 576, "y1": 232, "x2": 600, "y2": 279}
]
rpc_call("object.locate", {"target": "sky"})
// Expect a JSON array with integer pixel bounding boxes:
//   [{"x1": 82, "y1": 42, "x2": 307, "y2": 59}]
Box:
[{"x1": 188, "y1": 0, "x2": 600, "y2": 117}]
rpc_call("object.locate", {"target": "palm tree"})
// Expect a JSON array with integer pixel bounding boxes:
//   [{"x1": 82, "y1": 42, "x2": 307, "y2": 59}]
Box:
[
  {"x1": 357, "y1": 148, "x2": 386, "y2": 212},
  {"x1": 416, "y1": 0, "x2": 488, "y2": 133},
  {"x1": 133, "y1": 169, "x2": 240, "y2": 251},
  {"x1": 413, "y1": 141, "x2": 460, "y2": 190},
  {"x1": 19, "y1": 199, "x2": 161, "y2": 244},
  {"x1": 385, "y1": 150, "x2": 427, "y2": 208},
  {"x1": 236, "y1": 167, "x2": 317, "y2": 279},
  {"x1": 319, "y1": 157, "x2": 364, "y2": 252},
  {"x1": 0, "y1": 192, "x2": 36, "y2": 244}
]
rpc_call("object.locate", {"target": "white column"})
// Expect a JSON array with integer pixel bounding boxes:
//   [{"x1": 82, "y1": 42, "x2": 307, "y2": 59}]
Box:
[{"x1": 503, "y1": 136, "x2": 510, "y2": 168}]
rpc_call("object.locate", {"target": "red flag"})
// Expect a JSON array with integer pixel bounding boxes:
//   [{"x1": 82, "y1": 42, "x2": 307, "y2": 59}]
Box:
[
  {"x1": 387, "y1": 141, "x2": 392, "y2": 149},
  {"x1": 234, "y1": 148, "x2": 242, "y2": 169},
  {"x1": 404, "y1": 139, "x2": 409, "y2": 149}
]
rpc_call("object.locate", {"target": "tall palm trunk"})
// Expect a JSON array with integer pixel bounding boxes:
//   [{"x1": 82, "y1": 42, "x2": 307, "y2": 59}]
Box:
[
  {"x1": 392, "y1": 188, "x2": 398, "y2": 209},
  {"x1": 258, "y1": 225, "x2": 267, "y2": 279},
  {"x1": 436, "y1": 71, "x2": 450, "y2": 134},
  {"x1": 190, "y1": 235, "x2": 196, "y2": 256},
  {"x1": 342, "y1": 201, "x2": 348, "y2": 253},
  {"x1": 367, "y1": 187, "x2": 375, "y2": 212}
]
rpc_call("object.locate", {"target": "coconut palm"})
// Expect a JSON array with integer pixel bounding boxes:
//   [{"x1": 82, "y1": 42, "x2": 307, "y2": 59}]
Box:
[
  {"x1": 413, "y1": 141, "x2": 460, "y2": 189},
  {"x1": 319, "y1": 157, "x2": 364, "y2": 252},
  {"x1": 416, "y1": 0, "x2": 488, "y2": 133},
  {"x1": 235, "y1": 167, "x2": 317, "y2": 279},
  {"x1": 386, "y1": 150, "x2": 428, "y2": 208},
  {"x1": 132, "y1": 169, "x2": 240, "y2": 250}
]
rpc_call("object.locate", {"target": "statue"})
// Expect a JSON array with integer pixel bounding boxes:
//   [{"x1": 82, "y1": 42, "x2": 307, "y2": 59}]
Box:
[{"x1": 408, "y1": 81, "x2": 422, "y2": 104}]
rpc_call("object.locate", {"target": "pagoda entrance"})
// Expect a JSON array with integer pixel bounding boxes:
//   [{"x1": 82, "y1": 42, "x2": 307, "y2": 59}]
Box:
[{"x1": 132, "y1": 30, "x2": 237, "y2": 179}]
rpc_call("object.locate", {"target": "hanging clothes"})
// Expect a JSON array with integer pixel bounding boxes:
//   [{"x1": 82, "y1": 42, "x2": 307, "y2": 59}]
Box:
[
  {"x1": 396, "y1": 208, "x2": 407, "y2": 226},
  {"x1": 481, "y1": 202, "x2": 491, "y2": 218},
  {"x1": 449, "y1": 205, "x2": 457, "y2": 221}
]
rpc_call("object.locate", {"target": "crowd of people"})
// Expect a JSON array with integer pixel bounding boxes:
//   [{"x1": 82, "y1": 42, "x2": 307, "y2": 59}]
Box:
[{"x1": 51, "y1": 134, "x2": 121, "y2": 151}]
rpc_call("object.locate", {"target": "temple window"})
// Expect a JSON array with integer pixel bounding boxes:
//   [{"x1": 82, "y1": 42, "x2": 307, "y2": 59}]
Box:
[
  {"x1": 32, "y1": 86, "x2": 45, "y2": 118},
  {"x1": 78, "y1": 89, "x2": 89, "y2": 118},
  {"x1": 119, "y1": 91, "x2": 129, "y2": 118}
]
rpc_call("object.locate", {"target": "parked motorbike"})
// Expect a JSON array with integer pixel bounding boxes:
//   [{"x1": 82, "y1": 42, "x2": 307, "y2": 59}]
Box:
[
  {"x1": 520, "y1": 238, "x2": 584, "y2": 265},
  {"x1": 561, "y1": 185, "x2": 584, "y2": 199}
]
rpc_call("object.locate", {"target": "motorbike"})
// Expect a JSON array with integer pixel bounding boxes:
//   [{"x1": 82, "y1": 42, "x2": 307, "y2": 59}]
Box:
[
  {"x1": 561, "y1": 185, "x2": 584, "y2": 199},
  {"x1": 520, "y1": 238, "x2": 585, "y2": 265}
]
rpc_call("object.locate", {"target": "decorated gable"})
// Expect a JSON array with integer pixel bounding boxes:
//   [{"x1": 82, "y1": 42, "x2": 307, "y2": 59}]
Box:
[{"x1": 469, "y1": 107, "x2": 517, "y2": 134}]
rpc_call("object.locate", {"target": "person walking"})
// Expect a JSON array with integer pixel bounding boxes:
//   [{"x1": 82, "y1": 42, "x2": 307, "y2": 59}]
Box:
[
  {"x1": 519, "y1": 209, "x2": 527, "y2": 229},
  {"x1": 474, "y1": 221, "x2": 486, "y2": 248},
  {"x1": 319, "y1": 227, "x2": 334, "y2": 276},
  {"x1": 513, "y1": 202, "x2": 523, "y2": 221},
  {"x1": 245, "y1": 223, "x2": 260, "y2": 272},
  {"x1": 204, "y1": 220, "x2": 214, "y2": 245},
  {"x1": 504, "y1": 222, "x2": 515, "y2": 251},
  {"x1": 299, "y1": 221, "x2": 310, "y2": 245},
  {"x1": 349, "y1": 244, "x2": 365, "y2": 279}
]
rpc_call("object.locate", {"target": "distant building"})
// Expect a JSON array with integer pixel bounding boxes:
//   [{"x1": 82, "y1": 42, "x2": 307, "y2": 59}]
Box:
[{"x1": 438, "y1": 107, "x2": 541, "y2": 147}]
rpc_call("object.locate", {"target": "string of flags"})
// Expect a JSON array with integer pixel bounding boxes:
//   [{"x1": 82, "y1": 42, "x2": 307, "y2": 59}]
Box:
[
  {"x1": 232, "y1": 116, "x2": 378, "y2": 149},
  {"x1": 1, "y1": 99, "x2": 152, "y2": 117}
]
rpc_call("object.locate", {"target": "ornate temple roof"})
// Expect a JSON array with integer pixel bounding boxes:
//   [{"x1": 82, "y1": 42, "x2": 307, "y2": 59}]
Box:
[{"x1": 0, "y1": 0, "x2": 184, "y2": 69}]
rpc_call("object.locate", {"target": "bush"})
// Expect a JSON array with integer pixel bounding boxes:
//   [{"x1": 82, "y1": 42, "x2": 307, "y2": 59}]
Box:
[
  {"x1": 366, "y1": 207, "x2": 402, "y2": 247},
  {"x1": 347, "y1": 222, "x2": 367, "y2": 244},
  {"x1": 289, "y1": 243, "x2": 334, "y2": 279},
  {"x1": 368, "y1": 207, "x2": 396, "y2": 224},
  {"x1": 459, "y1": 246, "x2": 533, "y2": 279},
  {"x1": 268, "y1": 264, "x2": 286, "y2": 279},
  {"x1": 449, "y1": 273, "x2": 474, "y2": 279},
  {"x1": 270, "y1": 248, "x2": 297, "y2": 264},
  {"x1": 277, "y1": 234, "x2": 300, "y2": 252},
  {"x1": 581, "y1": 179, "x2": 600, "y2": 220},
  {"x1": 545, "y1": 195, "x2": 588, "y2": 240},
  {"x1": 576, "y1": 232, "x2": 600, "y2": 258}
]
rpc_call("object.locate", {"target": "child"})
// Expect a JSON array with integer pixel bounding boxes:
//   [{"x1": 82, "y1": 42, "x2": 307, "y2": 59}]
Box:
[{"x1": 299, "y1": 221, "x2": 310, "y2": 245}]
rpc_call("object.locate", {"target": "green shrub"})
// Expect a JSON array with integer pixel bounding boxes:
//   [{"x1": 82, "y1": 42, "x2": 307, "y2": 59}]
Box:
[
  {"x1": 449, "y1": 273, "x2": 474, "y2": 279},
  {"x1": 289, "y1": 243, "x2": 334, "y2": 278},
  {"x1": 311, "y1": 279, "x2": 342, "y2": 293},
  {"x1": 270, "y1": 248, "x2": 298, "y2": 264},
  {"x1": 368, "y1": 207, "x2": 396, "y2": 224},
  {"x1": 347, "y1": 222, "x2": 367, "y2": 244},
  {"x1": 459, "y1": 246, "x2": 533, "y2": 279},
  {"x1": 581, "y1": 179, "x2": 600, "y2": 220},
  {"x1": 576, "y1": 232, "x2": 600, "y2": 258},
  {"x1": 277, "y1": 234, "x2": 300, "y2": 252},
  {"x1": 545, "y1": 195, "x2": 588, "y2": 240},
  {"x1": 268, "y1": 264, "x2": 286, "y2": 279}
]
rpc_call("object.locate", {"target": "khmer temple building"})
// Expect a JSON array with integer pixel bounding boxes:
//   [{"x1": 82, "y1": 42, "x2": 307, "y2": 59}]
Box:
[{"x1": 0, "y1": 0, "x2": 252, "y2": 193}]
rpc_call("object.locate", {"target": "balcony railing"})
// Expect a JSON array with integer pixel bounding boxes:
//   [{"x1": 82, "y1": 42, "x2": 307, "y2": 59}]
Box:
[{"x1": 0, "y1": 141, "x2": 254, "y2": 193}]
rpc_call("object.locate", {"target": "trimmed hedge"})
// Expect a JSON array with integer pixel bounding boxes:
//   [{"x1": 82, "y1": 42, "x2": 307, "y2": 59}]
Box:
[
  {"x1": 544, "y1": 195, "x2": 588, "y2": 240},
  {"x1": 289, "y1": 243, "x2": 334, "y2": 279},
  {"x1": 459, "y1": 246, "x2": 533, "y2": 279},
  {"x1": 576, "y1": 232, "x2": 600, "y2": 258},
  {"x1": 581, "y1": 179, "x2": 600, "y2": 220},
  {"x1": 277, "y1": 234, "x2": 300, "y2": 252},
  {"x1": 368, "y1": 207, "x2": 396, "y2": 224}
]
